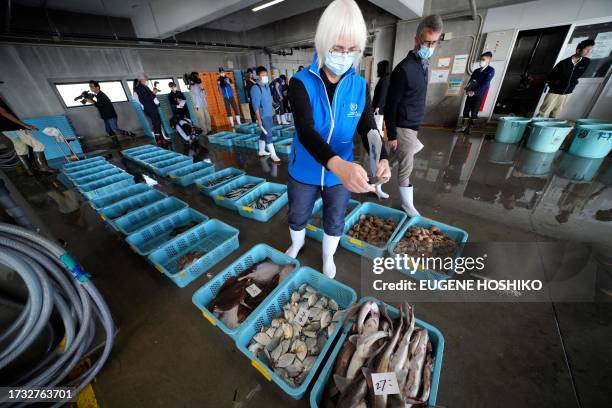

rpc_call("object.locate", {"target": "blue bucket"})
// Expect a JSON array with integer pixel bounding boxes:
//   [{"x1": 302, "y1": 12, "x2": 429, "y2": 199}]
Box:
[
  {"x1": 387, "y1": 216, "x2": 469, "y2": 281},
  {"x1": 307, "y1": 198, "x2": 361, "y2": 243},
  {"x1": 125, "y1": 208, "x2": 209, "y2": 256},
  {"x1": 524, "y1": 118, "x2": 565, "y2": 141},
  {"x1": 235, "y1": 182, "x2": 288, "y2": 222},
  {"x1": 526, "y1": 122, "x2": 572, "y2": 153},
  {"x1": 113, "y1": 197, "x2": 188, "y2": 235},
  {"x1": 516, "y1": 149, "x2": 556, "y2": 177},
  {"x1": 341, "y1": 202, "x2": 407, "y2": 259},
  {"x1": 568, "y1": 124, "x2": 612, "y2": 159},
  {"x1": 191, "y1": 243, "x2": 300, "y2": 339},
  {"x1": 556, "y1": 153, "x2": 605, "y2": 182},
  {"x1": 168, "y1": 161, "x2": 215, "y2": 186},
  {"x1": 210, "y1": 175, "x2": 266, "y2": 210},
  {"x1": 89, "y1": 183, "x2": 152, "y2": 209},
  {"x1": 234, "y1": 266, "x2": 357, "y2": 400},
  {"x1": 494, "y1": 116, "x2": 531, "y2": 144},
  {"x1": 309, "y1": 297, "x2": 444, "y2": 407},
  {"x1": 148, "y1": 218, "x2": 240, "y2": 288},
  {"x1": 487, "y1": 141, "x2": 519, "y2": 164}
]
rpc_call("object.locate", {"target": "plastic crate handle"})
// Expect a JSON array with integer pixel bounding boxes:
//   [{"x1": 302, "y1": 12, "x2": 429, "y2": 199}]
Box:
[{"x1": 251, "y1": 359, "x2": 271, "y2": 381}]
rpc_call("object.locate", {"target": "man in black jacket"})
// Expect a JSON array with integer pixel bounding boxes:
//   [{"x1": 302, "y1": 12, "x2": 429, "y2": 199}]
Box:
[
  {"x1": 537, "y1": 39, "x2": 594, "y2": 118},
  {"x1": 86, "y1": 80, "x2": 134, "y2": 146},
  {"x1": 384, "y1": 14, "x2": 443, "y2": 217}
]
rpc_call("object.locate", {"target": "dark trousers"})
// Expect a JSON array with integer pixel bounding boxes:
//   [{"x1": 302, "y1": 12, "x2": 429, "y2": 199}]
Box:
[
  {"x1": 144, "y1": 106, "x2": 162, "y2": 135},
  {"x1": 103, "y1": 117, "x2": 125, "y2": 136},
  {"x1": 463, "y1": 95, "x2": 483, "y2": 119},
  {"x1": 223, "y1": 97, "x2": 240, "y2": 117},
  {"x1": 287, "y1": 176, "x2": 350, "y2": 236}
]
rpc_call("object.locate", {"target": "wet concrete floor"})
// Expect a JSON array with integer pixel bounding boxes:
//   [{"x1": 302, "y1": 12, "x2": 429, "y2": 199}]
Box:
[{"x1": 3, "y1": 127, "x2": 612, "y2": 407}]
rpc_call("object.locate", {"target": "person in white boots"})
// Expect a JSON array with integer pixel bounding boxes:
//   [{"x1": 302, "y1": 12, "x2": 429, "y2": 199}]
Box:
[
  {"x1": 250, "y1": 66, "x2": 281, "y2": 162},
  {"x1": 217, "y1": 67, "x2": 241, "y2": 128},
  {"x1": 285, "y1": 0, "x2": 391, "y2": 279},
  {"x1": 385, "y1": 14, "x2": 444, "y2": 217},
  {"x1": 272, "y1": 74, "x2": 290, "y2": 125}
]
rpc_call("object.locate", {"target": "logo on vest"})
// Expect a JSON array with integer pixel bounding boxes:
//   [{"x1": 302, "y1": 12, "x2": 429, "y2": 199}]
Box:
[{"x1": 347, "y1": 103, "x2": 360, "y2": 118}]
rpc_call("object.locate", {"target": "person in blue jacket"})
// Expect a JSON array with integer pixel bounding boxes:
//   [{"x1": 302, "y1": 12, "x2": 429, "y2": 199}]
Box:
[
  {"x1": 217, "y1": 68, "x2": 241, "y2": 128},
  {"x1": 284, "y1": 0, "x2": 390, "y2": 279},
  {"x1": 457, "y1": 51, "x2": 495, "y2": 133},
  {"x1": 250, "y1": 66, "x2": 280, "y2": 162}
]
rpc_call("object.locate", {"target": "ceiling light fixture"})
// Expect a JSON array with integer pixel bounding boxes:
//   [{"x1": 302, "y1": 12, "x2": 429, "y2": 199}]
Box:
[{"x1": 252, "y1": 0, "x2": 285, "y2": 12}]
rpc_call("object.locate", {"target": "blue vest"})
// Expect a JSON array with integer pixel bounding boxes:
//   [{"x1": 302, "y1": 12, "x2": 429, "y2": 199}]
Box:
[{"x1": 288, "y1": 54, "x2": 365, "y2": 187}]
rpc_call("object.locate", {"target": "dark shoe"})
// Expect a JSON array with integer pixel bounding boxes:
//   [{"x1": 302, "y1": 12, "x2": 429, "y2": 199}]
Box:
[
  {"x1": 111, "y1": 135, "x2": 120, "y2": 147},
  {"x1": 455, "y1": 118, "x2": 468, "y2": 133},
  {"x1": 33, "y1": 151, "x2": 57, "y2": 174},
  {"x1": 123, "y1": 130, "x2": 136, "y2": 139},
  {"x1": 464, "y1": 118, "x2": 473, "y2": 134},
  {"x1": 17, "y1": 154, "x2": 34, "y2": 176}
]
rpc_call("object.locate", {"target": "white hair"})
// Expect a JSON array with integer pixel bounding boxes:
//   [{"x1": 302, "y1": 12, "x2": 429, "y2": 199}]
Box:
[{"x1": 314, "y1": 0, "x2": 367, "y2": 69}]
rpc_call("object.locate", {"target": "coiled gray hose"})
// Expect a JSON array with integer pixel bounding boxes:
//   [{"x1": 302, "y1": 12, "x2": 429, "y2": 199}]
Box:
[
  {"x1": 0, "y1": 148, "x2": 18, "y2": 170},
  {"x1": 0, "y1": 223, "x2": 114, "y2": 407}
]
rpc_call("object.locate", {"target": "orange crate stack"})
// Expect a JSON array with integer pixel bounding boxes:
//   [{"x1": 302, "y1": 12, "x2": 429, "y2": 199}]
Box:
[{"x1": 197, "y1": 71, "x2": 242, "y2": 132}]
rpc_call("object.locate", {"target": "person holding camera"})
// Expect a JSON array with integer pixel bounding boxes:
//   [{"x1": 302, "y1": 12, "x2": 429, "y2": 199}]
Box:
[
  {"x1": 218, "y1": 67, "x2": 241, "y2": 128},
  {"x1": 456, "y1": 51, "x2": 495, "y2": 133},
  {"x1": 168, "y1": 82, "x2": 190, "y2": 119},
  {"x1": 186, "y1": 73, "x2": 211, "y2": 134},
  {"x1": 85, "y1": 80, "x2": 134, "y2": 146},
  {"x1": 0, "y1": 99, "x2": 55, "y2": 175}
]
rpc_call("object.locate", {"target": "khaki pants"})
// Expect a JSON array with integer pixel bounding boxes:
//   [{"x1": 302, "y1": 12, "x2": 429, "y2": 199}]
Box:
[
  {"x1": 3, "y1": 130, "x2": 45, "y2": 156},
  {"x1": 537, "y1": 93, "x2": 570, "y2": 118},
  {"x1": 194, "y1": 106, "x2": 211, "y2": 134},
  {"x1": 396, "y1": 127, "x2": 424, "y2": 187}
]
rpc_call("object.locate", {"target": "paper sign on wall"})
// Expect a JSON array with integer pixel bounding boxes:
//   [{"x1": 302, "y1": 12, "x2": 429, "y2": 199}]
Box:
[
  {"x1": 452, "y1": 54, "x2": 469, "y2": 74},
  {"x1": 437, "y1": 57, "x2": 451, "y2": 68},
  {"x1": 446, "y1": 77, "x2": 464, "y2": 96},
  {"x1": 430, "y1": 69, "x2": 449, "y2": 83}
]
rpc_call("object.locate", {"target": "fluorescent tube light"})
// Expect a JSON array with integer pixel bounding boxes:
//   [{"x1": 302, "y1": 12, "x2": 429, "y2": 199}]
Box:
[{"x1": 252, "y1": 0, "x2": 285, "y2": 12}]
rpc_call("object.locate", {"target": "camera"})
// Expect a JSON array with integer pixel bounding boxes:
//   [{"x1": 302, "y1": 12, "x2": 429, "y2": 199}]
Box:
[
  {"x1": 74, "y1": 91, "x2": 95, "y2": 104},
  {"x1": 182, "y1": 72, "x2": 201, "y2": 86}
]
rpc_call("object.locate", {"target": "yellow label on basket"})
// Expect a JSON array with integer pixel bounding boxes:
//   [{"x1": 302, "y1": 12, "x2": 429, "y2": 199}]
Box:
[
  {"x1": 349, "y1": 238, "x2": 365, "y2": 247},
  {"x1": 202, "y1": 311, "x2": 216, "y2": 326},
  {"x1": 178, "y1": 271, "x2": 186, "y2": 278},
  {"x1": 169, "y1": 175, "x2": 176, "y2": 179},
  {"x1": 154, "y1": 264, "x2": 164, "y2": 273},
  {"x1": 100, "y1": 214, "x2": 106, "y2": 221},
  {"x1": 241, "y1": 206, "x2": 254, "y2": 212},
  {"x1": 306, "y1": 224, "x2": 317, "y2": 231},
  {"x1": 196, "y1": 184, "x2": 203, "y2": 189},
  {"x1": 216, "y1": 196, "x2": 225, "y2": 201},
  {"x1": 251, "y1": 360, "x2": 272, "y2": 381}
]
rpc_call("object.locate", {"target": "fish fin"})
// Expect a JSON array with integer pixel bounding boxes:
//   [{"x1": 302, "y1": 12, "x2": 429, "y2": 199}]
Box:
[{"x1": 332, "y1": 374, "x2": 351, "y2": 394}]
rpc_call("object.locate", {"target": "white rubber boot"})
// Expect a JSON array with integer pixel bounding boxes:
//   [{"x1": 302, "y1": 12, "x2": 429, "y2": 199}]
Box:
[
  {"x1": 276, "y1": 114, "x2": 282, "y2": 125},
  {"x1": 267, "y1": 143, "x2": 281, "y2": 162},
  {"x1": 287, "y1": 113, "x2": 293, "y2": 122},
  {"x1": 236, "y1": 116, "x2": 242, "y2": 125},
  {"x1": 322, "y1": 233, "x2": 341, "y2": 279},
  {"x1": 258, "y1": 140, "x2": 270, "y2": 156},
  {"x1": 281, "y1": 114, "x2": 289, "y2": 125},
  {"x1": 285, "y1": 228, "x2": 305, "y2": 258},
  {"x1": 229, "y1": 116, "x2": 234, "y2": 128},
  {"x1": 375, "y1": 184, "x2": 389, "y2": 200},
  {"x1": 399, "y1": 185, "x2": 420, "y2": 217}
]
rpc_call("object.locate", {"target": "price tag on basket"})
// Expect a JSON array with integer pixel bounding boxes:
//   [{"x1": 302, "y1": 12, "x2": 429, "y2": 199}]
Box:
[
  {"x1": 246, "y1": 284, "x2": 262, "y2": 298},
  {"x1": 294, "y1": 305, "x2": 309, "y2": 326},
  {"x1": 371, "y1": 372, "x2": 400, "y2": 395}
]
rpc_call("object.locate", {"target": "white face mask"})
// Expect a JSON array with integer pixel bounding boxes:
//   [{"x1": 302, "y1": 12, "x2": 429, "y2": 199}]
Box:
[
  {"x1": 479, "y1": 60, "x2": 488, "y2": 68},
  {"x1": 260, "y1": 76, "x2": 269, "y2": 84}
]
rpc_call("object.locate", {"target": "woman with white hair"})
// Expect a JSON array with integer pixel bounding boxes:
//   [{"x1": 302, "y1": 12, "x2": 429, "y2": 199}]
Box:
[{"x1": 285, "y1": 0, "x2": 390, "y2": 278}]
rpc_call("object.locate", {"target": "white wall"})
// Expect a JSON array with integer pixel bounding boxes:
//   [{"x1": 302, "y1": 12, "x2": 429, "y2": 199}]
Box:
[{"x1": 482, "y1": 0, "x2": 612, "y2": 119}]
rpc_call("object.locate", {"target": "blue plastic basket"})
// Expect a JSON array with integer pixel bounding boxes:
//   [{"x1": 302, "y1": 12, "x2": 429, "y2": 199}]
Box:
[
  {"x1": 81, "y1": 174, "x2": 135, "y2": 200},
  {"x1": 66, "y1": 163, "x2": 115, "y2": 181},
  {"x1": 274, "y1": 138, "x2": 293, "y2": 155},
  {"x1": 98, "y1": 189, "x2": 166, "y2": 223},
  {"x1": 309, "y1": 297, "x2": 445, "y2": 407},
  {"x1": 235, "y1": 182, "x2": 288, "y2": 222},
  {"x1": 280, "y1": 126, "x2": 295, "y2": 139},
  {"x1": 192, "y1": 243, "x2": 300, "y2": 338},
  {"x1": 568, "y1": 124, "x2": 612, "y2": 159},
  {"x1": 236, "y1": 123, "x2": 259, "y2": 134},
  {"x1": 62, "y1": 159, "x2": 108, "y2": 175},
  {"x1": 245, "y1": 134, "x2": 283, "y2": 150},
  {"x1": 195, "y1": 168, "x2": 245, "y2": 196},
  {"x1": 125, "y1": 208, "x2": 209, "y2": 256},
  {"x1": 148, "y1": 156, "x2": 193, "y2": 177},
  {"x1": 134, "y1": 151, "x2": 175, "y2": 165},
  {"x1": 388, "y1": 216, "x2": 469, "y2": 281},
  {"x1": 556, "y1": 153, "x2": 605, "y2": 182},
  {"x1": 231, "y1": 134, "x2": 258, "y2": 147},
  {"x1": 271, "y1": 124, "x2": 286, "y2": 137},
  {"x1": 73, "y1": 168, "x2": 124, "y2": 186},
  {"x1": 494, "y1": 117, "x2": 531, "y2": 144},
  {"x1": 127, "y1": 148, "x2": 166, "y2": 161},
  {"x1": 62, "y1": 156, "x2": 106, "y2": 171},
  {"x1": 234, "y1": 134, "x2": 259, "y2": 148},
  {"x1": 210, "y1": 175, "x2": 266, "y2": 210},
  {"x1": 234, "y1": 266, "x2": 357, "y2": 400},
  {"x1": 139, "y1": 152, "x2": 180, "y2": 167},
  {"x1": 121, "y1": 145, "x2": 158, "y2": 158},
  {"x1": 148, "y1": 219, "x2": 240, "y2": 288},
  {"x1": 168, "y1": 161, "x2": 215, "y2": 186},
  {"x1": 207, "y1": 131, "x2": 233, "y2": 144},
  {"x1": 89, "y1": 183, "x2": 152, "y2": 209},
  {"x1": 341, "y1": 202, "x2": 407, "y2": 259},
  {"x1": 306, "y1": 198, "x2": 361, "y2": 242},
  {"x1": 113, "y1": 197, "x2": 188, "y2": 235},
  {"x1": 215, "y1": 132, "x2": 245, "y2": 147},
  {"x1": 527, "y1": 122, "x2": 572, "y2": 153}
]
